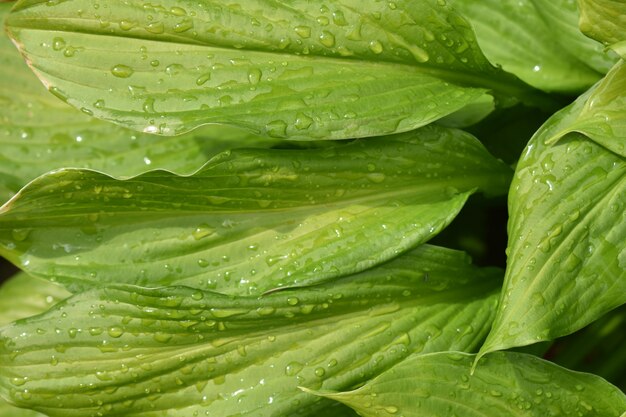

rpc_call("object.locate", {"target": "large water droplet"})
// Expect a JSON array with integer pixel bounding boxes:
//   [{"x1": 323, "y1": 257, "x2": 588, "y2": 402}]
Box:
[{"x1": 111, "y1": 64, "x2": 134, "y2": 78}]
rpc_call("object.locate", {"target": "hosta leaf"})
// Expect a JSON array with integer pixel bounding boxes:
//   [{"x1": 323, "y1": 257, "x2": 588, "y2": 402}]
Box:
[
  {"x1": 0, "y1": 272, "x2": 70, "y2": 327},
  {"x1": 0, "y1": 245, "x2": 501, "y2": 417},
  {"x1": 311, "y1": 351, "x2": 626, "y2": 417},
  {"x1": 450, "y1": 0, "x2": 608, "y2": 93},
  {"x1": 579, "y1": 0, "x2": 626, "y2": 57},
  {"x1": 478, "y1": 65, "x2": 626, "y2": 357},
  {"x1": 542, "y1": 60, "x2": 626, "y2": 157},
  {"x1": 529, "y1": 0, "x2": 618, "y2": 74},
  {"x1": 0, "y1": 3, "x2": 275, "y2": 204},
  {"x1": 0, "y1": 125, "x2": 511, "y2": 295},
  {"x1": 5, "y1": 0, "x2": 546, "y2": 139},
  {"x1": 0, "y1": 273, "x2": 68, "y2": 417}
]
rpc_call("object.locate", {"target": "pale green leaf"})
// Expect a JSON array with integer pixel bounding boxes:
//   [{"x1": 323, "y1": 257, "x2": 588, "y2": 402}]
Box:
[
  {"x1": 5, "y1": 0, "x2": 547, "y2": 139},
  {"x1": 543, "y1": 60, "x2": 626, "y2": 157},
  {"x1": 311, "y1": 351, "x2": 626, "y2": 417},
  {"x1": 0, "y1": 273, "x2": 68, "y2": 417},
  {"x1": 478, "y1": 65, "x2": 626, "y2": 357},
  {"x1": 0, "y1": 125, "x2": 512, "y2": 295},
  {"x1": 579, "y1": 0, "x2": 626, "y2": 55},
  {"x1": 0, "y1": 272, "x2": 70, "y2": 327},
  {"x1": 0, "y1": 3, "x2": 276, "y2": 204},
  {"x1": 0, "y1": 245, "x2": 502, "y2": 417},
  {"x1": 450, "y1": 0, "x2": 610, "y2": 93},
  {"x1": 529, "y1": 0, "x2": 618, "y2": 74},
  {"x1": 0, "y1": 401, "x2": 48, "y2": 417}
]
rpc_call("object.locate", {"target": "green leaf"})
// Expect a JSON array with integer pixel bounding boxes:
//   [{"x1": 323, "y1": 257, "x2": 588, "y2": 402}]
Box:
[
  {"x1": 0, "y1": 245, "x2": 502, "y2": 417},
  {"x1": 449, "y1": 0, "x2": 609, "y2": 93},
  {"x1": 5, "y1": 0, "x2": 546, "y2": 139},
  {"x1": 478, "y1": 64, "x2": 626, "y2": 357},
  {"x1": 310, "y1": 351, "x2": 626, "y2": 417},
  {"x1": 579, "y1": 0, "x2": 626, "y2": 57},
  {"x1": 542, "y1": 60, "x2": 626, "y2": 157},
  {"x1": 0, "y1": 125, "x2": 512, "y2": 295},
  {"x1": 0, "y1": 3, "x2": 276, "y2": 204},
  {"x1": 0, "y1": 273, "x2": 68, "y2": 417},
  {"x1": 529, "y1": 0, "x2": 618, "y2": 74},
  {"x1": 0, "y1": 272, "x2": 70, "y2": 327}
]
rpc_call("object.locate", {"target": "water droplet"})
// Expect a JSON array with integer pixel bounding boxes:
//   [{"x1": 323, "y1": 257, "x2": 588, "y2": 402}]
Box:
[
  {"x1": 52, "y1": 37, "x2": 66, "y2": 51},
  {"x1": 256, "y1": 306, "x2": 276, "y2": 316},
  {"x1": 369, "y1": 40, "x2": 384, "y2": 54},
  {"x1": 332, "y1": 10, "x2": 347, "y2": 26},
  {"x1": 314, "y1": 367, "x2": 325, "y2": 377},
  {"x1": 287, "y1": 297, "x2": 299, "y2": 306},
  {"x1": 265, "y1": 120, "x2": 288, "y2": 137},
  {"x1": 193, "y1": 224, "x2": 215, "y2": 240},
  {"x1": 145, "y1": 21, "x2": 165, "y2": 34},
  {"x1": 196, "y1": 73, "x2": 211, "y2": 86},
  {"x1": 294, "y1": 113, "x2": 313, "y2": 130},
  {"x1": 285, "y1": 361, "x2": 303, "y2": 376},
  {"x1": 111, "y1": 64, "x2": 134, "y2": 78},
  {"x1": 107, "y1": 326, "x2": 124, "y2": 338},
  {"x1": 294, "y1": 25, "x2": 311, "y2": 38},
  {"x1": 319, "y1": 31, "x2": 335, "y2": 47},
  {"x1": 248, "y1": 68, "x2": 262, "y2": 84}
]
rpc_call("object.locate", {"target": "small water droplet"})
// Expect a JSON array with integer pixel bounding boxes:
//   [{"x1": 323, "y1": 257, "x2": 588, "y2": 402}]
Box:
[
  {"x1": 111, "y1": 64, "x2": 134, "y2": 78},
  {"x1": 319, "y1": 31, "x2": 335, "y2": 47}
]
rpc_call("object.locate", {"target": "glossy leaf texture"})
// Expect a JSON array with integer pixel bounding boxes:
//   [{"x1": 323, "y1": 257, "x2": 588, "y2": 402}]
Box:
[
  {"x1": 0, "y1": 3, "x2": 276, "y2": 204},
  {"x1": 0, "y1": 273, "x2": 69, "y2": 417},
  {"x1": 0, "y1": 245, "x2": 502, "y2": 417},
  {"x1": 478, "y1": 64, "x2": 626, "y2": 357},
  {"x1": 449, "y1": 0, "x2": 609, "y2": 93},
  {"x1": 540, "y1": 60, "x2": 626, "y2": 157},
  {"x1": 579, "y1": 0, "x2": 626, "y2": 57},
  {"x1": 311, "y1": 351, "x2": 626, "y2": 417},
  {"x1": 529, "y1": 0, "x2": 618, "y2": 74},
  {"x1": 0, "y1": 125, "x2": 512, "y2": 295},
  {"x1": 5, "y1": 0, "x2": 546, "y2": 139}
]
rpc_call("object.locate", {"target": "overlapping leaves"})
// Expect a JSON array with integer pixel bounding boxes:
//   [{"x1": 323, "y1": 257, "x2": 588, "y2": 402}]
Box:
[
  {"x1": 0, "y1": 245, "x2": 501, "y2": 417},
  {"x1": 479, "y1": 60, "x2": 626, "y2": 357},
  {"x1": 0, "y1": 2, "x2": 276, "y2": 205},
  {"x1": 5, "y1": 0, "x2": 549, "y2": 139},
  {"x1": 450, "y1": 0, "x2": 615, "y2": 93},
  {"x1": 0, "y1": 125, "x2": 511, "y2": 294},
  {"x1": 579, "y1": 0, "x2": 626, "y2": 57},
  {"x1": 312, "y1": 351, "x2": 626, "y2": 416}
]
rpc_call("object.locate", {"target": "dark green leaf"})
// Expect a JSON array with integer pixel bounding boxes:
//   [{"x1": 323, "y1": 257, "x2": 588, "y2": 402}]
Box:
[
  {"x1": 5, "y1": 0, "x2": 546, "y2": 139},
  {"x1": 310, "y1": 351, "x2": 626, "y2": 417},
  {"x1": 0, "y1": 125, "x2": 512, "y2": 294},
  {"x1": 0, "y1": 245, "x2": 501, "y2": 417}
]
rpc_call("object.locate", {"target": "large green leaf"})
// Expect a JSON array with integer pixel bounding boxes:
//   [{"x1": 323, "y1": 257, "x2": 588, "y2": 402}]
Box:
[
  {"x1": 311, "y1": 351, "x2": 626, "y2": 417},
  {"x1": 0, "y1": 273, "x2": 69, "y2": 417},
  {"x1": 0, "y1": 2, "x2": 276, "y2": 205},
  {"x1": 529, "y1": 0, "x2": 618, "y2": 74},
  {"x1": 5, "y1": 0, "x2": 547, "y2": 139},
  {"x1": 0, "y1": 245, "x2": 501, "y2": 417},
  {"x1": 579, "y1": 0, "x2": 626, "y2": 57},
  {"x1": 450, "y1": 0, "x2": 610, "y2": 93},
  {"x1": 478, "y1": 63, "x2": 626, "y2": 357},
  {"x1": 0, "y1": 125, "x2": 512, "y2": 295}
]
